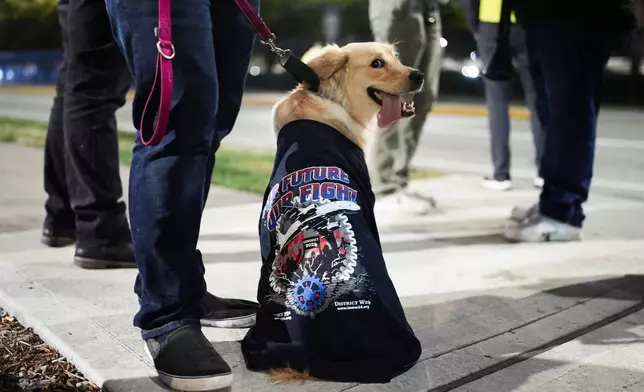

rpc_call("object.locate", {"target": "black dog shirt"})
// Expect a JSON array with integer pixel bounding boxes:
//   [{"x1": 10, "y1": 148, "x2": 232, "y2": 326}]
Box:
[{"x1": 241, "y1": 120, "x2": 421, "y2": 383}]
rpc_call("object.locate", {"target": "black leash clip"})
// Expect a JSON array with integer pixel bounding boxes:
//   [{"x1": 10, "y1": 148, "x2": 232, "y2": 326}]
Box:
[{"x1": 260, "y1": 35, "x2": 320, "y2": 93}]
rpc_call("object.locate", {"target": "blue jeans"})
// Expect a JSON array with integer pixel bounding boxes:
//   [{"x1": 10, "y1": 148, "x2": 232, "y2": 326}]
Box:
[
  {"x1": 525, "y1": 23, "x2": 624, "y2": 228},
  {"x1": 105, "y1": 0, "x2": 257, "y2": 339}
]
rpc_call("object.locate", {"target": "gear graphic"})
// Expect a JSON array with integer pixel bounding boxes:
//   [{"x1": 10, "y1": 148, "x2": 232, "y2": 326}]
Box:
[{"x1": 292, "y1": 276, "x2": 327, "y2": 312}]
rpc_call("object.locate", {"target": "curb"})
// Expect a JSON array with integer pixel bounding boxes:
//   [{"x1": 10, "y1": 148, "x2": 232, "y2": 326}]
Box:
[
  {"x1": 0, "y1": 257, "x2": 163, "y2": 392},
  {"x1": 0, "y1": 85, "x2": 530, "y2": 120}
]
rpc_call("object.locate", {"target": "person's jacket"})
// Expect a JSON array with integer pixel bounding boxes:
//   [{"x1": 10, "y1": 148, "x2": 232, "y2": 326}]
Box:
[
  {"x1": 637, "y1": 0, "x2": 644, "y2": 29},
  {"x1": 512, "y1": 0, "x2": 635, "y2": 30},
  {"x1": 460, "y1": 0, "x2": 518, "y2": 40}
]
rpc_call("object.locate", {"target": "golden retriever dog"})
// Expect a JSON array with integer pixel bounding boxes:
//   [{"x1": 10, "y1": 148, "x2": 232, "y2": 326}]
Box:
[
  {"x1": 241, "y1": 42, "x2": 423, "y2": 383},
  {"x1": 272, "y1": 42, "x2": 421, "y2": 148}
]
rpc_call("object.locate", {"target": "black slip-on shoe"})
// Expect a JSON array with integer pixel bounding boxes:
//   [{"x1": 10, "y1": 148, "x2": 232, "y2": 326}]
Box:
[
  {"x1": 73, "y1": 242, "x2": 136, "y2": 269},
  {"x1": 201, "y1": 292, "x2": 258, "y2": 329},
  {"x1": 41, "y1": 227, "x2": 76, "y2": 248},
  {"x1": 145, "y1": 325, "x2": 233, "y2": 391}
]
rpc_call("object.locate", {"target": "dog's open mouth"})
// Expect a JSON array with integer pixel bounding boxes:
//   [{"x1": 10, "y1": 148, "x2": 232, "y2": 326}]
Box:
[{"x1": 367, "y1": 87, "x2": 416, "y2": 128}]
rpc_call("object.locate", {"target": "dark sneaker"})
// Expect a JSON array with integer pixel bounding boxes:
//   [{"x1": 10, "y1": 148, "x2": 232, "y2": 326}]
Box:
[
  {"x1": 73, "y1": 242, "x2": 136, "y2": 269},
  {"x1": 201, "y1": 292, "x2": 258, "y2": 328},
  {"x1": 145, "y1": 325, "x2": 233, "y2": 391},
  {"x1": 41, "y1": 227, "x2": 76, "y2": 248}
]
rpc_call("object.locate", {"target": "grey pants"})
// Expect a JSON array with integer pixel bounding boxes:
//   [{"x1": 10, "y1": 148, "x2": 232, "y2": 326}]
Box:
[
  {"x1": 367, "y1": 0, "x2": 443, "y2": 195},
  {"x1": 477, "y1": 25, "x2": 544, "y2": 181}
]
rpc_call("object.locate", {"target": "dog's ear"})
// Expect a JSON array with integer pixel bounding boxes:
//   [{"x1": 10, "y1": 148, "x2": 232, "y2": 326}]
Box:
[{"x1": 306, "y1": 45, "x2": 348, "y2": 81}]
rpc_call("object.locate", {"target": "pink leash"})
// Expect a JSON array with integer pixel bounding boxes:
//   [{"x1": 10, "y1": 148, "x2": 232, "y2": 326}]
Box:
[
  {"x1": 139, "y1": 0, "x2": 174, "y2": 145},
  {"x1": 140, "y1": 0, "x2": 319, "y2": 146},
  {"x1": 233, "y1": 0, "x2": 273, "y2": 42}
]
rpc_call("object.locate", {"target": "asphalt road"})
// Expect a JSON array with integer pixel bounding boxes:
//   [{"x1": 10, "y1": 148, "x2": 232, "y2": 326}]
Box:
[{"x1": 2, "y1": 90, "x2": 643, "y2": 200}]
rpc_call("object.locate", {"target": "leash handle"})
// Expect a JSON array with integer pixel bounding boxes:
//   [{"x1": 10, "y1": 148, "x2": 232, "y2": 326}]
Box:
[{"x1": 139, "y1": 0, "x2": 174, "y2": 146}]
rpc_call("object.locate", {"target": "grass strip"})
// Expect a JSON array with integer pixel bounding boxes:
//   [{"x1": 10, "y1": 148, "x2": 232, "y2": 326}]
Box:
[{"x1": 0, "y1": 117, "x2": 441, "y2": 194}]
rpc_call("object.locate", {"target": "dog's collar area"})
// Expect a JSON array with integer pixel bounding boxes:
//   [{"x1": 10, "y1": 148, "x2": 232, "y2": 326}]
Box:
[
  {"x1": 278, "y1": 50, "x2": 320, "y2": 93},
  {"x1": 256, "y1": 33, "x2": 319, "y2": 92}
]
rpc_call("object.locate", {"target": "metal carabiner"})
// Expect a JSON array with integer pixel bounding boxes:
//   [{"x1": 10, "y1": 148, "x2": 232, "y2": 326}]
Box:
[{"x1": 260, "y1": 34, "x2": 288, "y2": 58}]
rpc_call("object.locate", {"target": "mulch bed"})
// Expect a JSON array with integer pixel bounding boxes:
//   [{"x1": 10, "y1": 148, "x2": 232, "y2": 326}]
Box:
[{"x1": 0, "y1": 311, "x2": 101, "y2": 392}]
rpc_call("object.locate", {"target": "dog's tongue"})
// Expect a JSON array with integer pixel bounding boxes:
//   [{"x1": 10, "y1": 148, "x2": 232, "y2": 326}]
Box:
[{"x1": 377, "y1": 93, "x2": 402, "y2": 128}]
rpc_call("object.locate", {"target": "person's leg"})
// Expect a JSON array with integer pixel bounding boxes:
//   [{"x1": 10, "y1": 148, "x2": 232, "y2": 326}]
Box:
[
  {"x1": 478, "y1": 30, "x2": 513, "y2": 188},
  {"x1": 368, "y1": 0, "x2": 437, "y2": 214},
  {"x1": 43, "y1": 0, "x2": 75, "y2": 247},
  {"x1": 199, "y1": 0, "x2": 260, "y2": 328},
  {"x1": 367, "y1": 0, "x2": 420, "y2": 197},
  {"x1": 202, "y1": 0, "x2": 256, "y2": 202},
  {"x1": 106, "y1": 0, "x2": 238, "y2": 388},
  {"x1": 512, "y1": 26, "x2": 545, "y2": 181},
  {"x1": 507, "y1": 25, "x2": 551, "y2": 223},
  {"x1": 109, "y1": 0, "x2": 217, "y2": 338},
  {"x1": 367, "y1": 123, "x2": 404, "y2": 196},
  {"x1": 63, "y1": 0, "x2": 132, "y2": 267},
  {"x1": 535, "y1": 25, "x2": 618, "y2": 227},
  {"x1": 506, "y1": 23, "x2": 623, "y2": 242},
  {"x1": 397, "y1": 9, "x2": 443, "y2": 187}
]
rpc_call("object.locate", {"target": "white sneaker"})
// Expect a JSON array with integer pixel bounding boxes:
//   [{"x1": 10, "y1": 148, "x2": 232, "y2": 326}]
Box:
[
  {"x1": 482, "y1": 177, "x2": 512, "y2": 191},
  {"x1": 509, "y1": 203, "x2": 539, "y2": 222},
  {"x1": 375, "y1": 190, "x2": 436, "y2": 215},
  {"x1": 534, "y1": 177, "x2": 544, "y2": 188},
  {"x1": 504, "y1": 213, "x2": 581, "y2": 243}
]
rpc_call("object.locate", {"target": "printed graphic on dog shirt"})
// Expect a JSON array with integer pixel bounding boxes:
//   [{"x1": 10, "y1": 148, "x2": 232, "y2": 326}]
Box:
[
  {"x1": 262, "y1": 166, "x2": 359, "y2": 232},
  {"x1": 261, "y1": 166, "x2": 373, "y2": 318}
]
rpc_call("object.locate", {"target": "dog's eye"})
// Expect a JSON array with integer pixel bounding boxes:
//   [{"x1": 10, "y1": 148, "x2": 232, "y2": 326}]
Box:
[{"x1": 371, "y1": 59, "x2": 385, "y2": 68}]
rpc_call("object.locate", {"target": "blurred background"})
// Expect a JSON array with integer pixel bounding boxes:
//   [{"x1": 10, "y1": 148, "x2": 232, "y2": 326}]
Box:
[{"x1": 1, "y1": 0, "x2": 643, "y2": 105}]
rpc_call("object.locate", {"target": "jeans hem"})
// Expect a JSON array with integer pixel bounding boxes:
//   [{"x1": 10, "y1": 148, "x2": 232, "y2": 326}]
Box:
[
  {"x1": 492, "y1": 174, "x2": 511, "y2": 181},
  {"x1": 141, "y1": 319, "x2": 201, "y2": 340}
]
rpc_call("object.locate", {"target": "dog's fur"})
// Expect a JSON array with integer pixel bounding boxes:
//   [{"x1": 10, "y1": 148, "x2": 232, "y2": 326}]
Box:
[
  {"x1": 272, "y1": 42, "x2": 420, "y2": 149},
  {"x1": 267, "y1": 42, "x2": 421, "y2": 382}
]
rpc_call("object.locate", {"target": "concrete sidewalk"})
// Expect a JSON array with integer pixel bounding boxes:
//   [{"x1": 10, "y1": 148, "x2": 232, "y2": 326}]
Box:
[{"x1": 2, "y1": 142, "x2": 644, "y2": 392}]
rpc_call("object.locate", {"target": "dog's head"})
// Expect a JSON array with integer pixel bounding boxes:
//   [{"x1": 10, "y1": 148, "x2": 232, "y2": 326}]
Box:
[{"x1": 305, "y1": 42, "x2": 424, "y2": 128}]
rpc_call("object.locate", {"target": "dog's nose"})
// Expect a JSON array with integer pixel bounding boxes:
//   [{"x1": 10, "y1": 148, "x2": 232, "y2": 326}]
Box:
[{"x1": 409, "y1": 70, "x2": 425, "y2": 85}]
